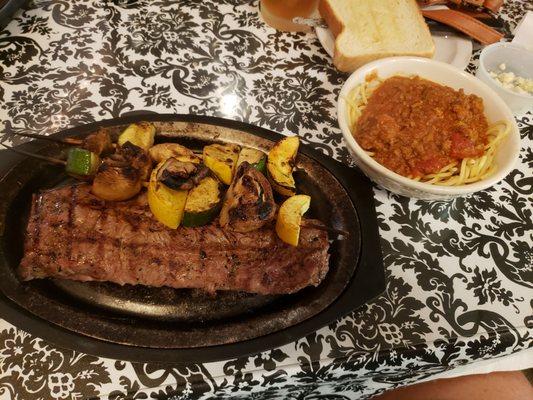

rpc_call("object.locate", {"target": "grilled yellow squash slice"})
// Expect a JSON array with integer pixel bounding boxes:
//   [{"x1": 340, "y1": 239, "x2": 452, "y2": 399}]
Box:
[
  {"x1": 267, "y1": 136, "x2": 299, "y2": 196},
  {"x1": 147, "y1": 163, "x2": 188, "y2": 229},
  {"x1": 203, "y1": 143, "x2": 241, "y2": 185},
  {"x1": 275, "y1": 194, "x2": 310, "y2": 246},
  {"x1": 118, "y1": 122, "x2": 156, "y2": 150}
]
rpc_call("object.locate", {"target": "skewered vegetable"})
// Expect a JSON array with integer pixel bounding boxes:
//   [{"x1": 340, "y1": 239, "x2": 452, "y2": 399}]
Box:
[
  {"x1": 237, "y1": 147, "x2": 267, "y2": 173},
  {"x1": 149, "y1": 143, "x2": 201, "y2": 164},
  {"x1": 156, "y1": 157, "x2": 209, "y2": 191},
  {"x1": 182, "y1": 175, "x2": 223, "y2": 227},
  {"x1": 219, "y1": 162, "x2": 276, "y2": 233},
  {"x1": 82, "y1": 129, "x2": 113, "y2": 155},
  {"x1": 267, "y1": 136, "x2": 299, "y2": 196},
  {"x1": 275, "y1": 194, "x2": 310, "y2": 246},
  {"x1": 148, "y1": 163, "x2": 188, "y2": 229},
  {"x1": 118, "y1": 122, "x2": 156, "y2": 150},
  {"x1": 203, "y1": 143, "x2": 240, "y2": 185},
  {"x1": 91, "y1": 162, "x2": 142, "y2": 202},
  {"x1": 118, "y1": 142, "x2": 152, "y2": 181},
  {"x1": 65, "y1": 148, "x2": 100, "y2": 177}
]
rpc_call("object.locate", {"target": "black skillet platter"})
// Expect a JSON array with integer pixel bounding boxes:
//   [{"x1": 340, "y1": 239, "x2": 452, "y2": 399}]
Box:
[{"x1": 0, "y1": 114, "x2": 385, "y2": 363}]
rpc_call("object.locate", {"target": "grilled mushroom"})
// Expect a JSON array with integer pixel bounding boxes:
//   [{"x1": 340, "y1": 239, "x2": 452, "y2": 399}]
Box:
[
  {"x1": 119, "y1": 141, "x2": 152, "y2": 181},
  {"x1": 82, "y1": 129, "x2": 113, "y2": 156},
  {"x1": 219, "y1": 162, "x2": 276, "y2": 233},
  {"x1": 156, "y1": 157, "x2": 209, "y2": 190}
]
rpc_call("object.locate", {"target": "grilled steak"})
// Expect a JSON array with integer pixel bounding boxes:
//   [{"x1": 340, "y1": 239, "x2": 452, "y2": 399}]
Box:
[{"x1": 19, "y1": 185, "x2": 330, "y2": 294}]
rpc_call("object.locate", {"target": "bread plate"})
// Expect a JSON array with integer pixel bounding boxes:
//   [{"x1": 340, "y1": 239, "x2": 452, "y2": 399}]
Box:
[
  {"x1": 315, "y1": 26, "x2": 473, "y2": 71},
  {"x1": 0, "y1": 114, "x2": 385, "y2": 363}
]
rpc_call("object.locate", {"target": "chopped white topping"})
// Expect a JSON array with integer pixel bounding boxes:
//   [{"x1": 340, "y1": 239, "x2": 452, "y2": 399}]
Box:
[{"x1": 488, "y1": 66, "x2": 533, "y2": 96}]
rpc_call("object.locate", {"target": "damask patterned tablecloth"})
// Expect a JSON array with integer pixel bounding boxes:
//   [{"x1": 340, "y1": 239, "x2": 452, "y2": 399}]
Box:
[{"x1": 0, "y1": 1, "x2": 532, "y2": 399}]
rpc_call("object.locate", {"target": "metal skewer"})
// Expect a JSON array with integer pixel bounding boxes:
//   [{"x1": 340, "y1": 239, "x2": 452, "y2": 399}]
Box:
[
  {"x1": 0, "y1": 143, "x2": 67, "y2": 166},
  {"x1": 301, "y1": 221, "x2": 348, "y2": 236},
  {"x1": 8, "y1": 131, "x2": 82, "y2": 146}
]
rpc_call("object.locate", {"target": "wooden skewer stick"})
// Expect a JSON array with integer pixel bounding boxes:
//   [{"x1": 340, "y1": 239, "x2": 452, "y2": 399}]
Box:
[
  {"x1": 301, "y1": 221, "x2": 348, "y2": 236},
  {"x1": 9, "y1": 131, "x2": 82, "y2": 146},
  {"x1": 0, "y1": 143, "x2": 67, "y2": 166}
]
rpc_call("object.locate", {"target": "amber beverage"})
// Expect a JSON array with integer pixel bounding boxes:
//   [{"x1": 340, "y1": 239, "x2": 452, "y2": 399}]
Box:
[{"x1": 260, "y1": 0, "x2": 319, "y2": 32}]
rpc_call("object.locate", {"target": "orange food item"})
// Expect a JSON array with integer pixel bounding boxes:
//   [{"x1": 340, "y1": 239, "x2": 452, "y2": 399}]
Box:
[
  {"x1": 355, "y1": 76, "x2": 489, "y2": 178},
  {"x1": 260, "y1": 0, "x2": 319, "y2": 32}
]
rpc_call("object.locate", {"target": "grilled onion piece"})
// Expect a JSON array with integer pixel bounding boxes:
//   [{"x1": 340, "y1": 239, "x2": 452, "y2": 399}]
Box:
[
  {"x1": 149, "y1": 143, "x2": 201, "y2": 164},
  {"x1": 220, "y1": 162, "x2": 276, "y2": 233},
  {"x1": 90, "y1": 143, "x2": 150, "y2": 201},
  {"x1": 91, "y1": 163, "x2": 142, "y2": 201}
]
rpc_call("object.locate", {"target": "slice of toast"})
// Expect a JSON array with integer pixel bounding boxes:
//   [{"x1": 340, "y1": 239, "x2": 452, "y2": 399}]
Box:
[{"x1": 319, "y1": 0, "x2": 435, "y2": 72}]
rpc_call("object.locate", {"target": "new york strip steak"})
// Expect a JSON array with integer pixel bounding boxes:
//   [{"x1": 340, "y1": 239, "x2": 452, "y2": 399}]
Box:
[{"x1": 19, "y1": 185, "x2": 330, "y2": 295}]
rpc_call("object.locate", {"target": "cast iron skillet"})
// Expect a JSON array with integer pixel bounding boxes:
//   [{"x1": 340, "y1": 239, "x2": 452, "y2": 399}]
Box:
[{"x1": 0, "y1": 114, "x2": 385, "y2": 363}]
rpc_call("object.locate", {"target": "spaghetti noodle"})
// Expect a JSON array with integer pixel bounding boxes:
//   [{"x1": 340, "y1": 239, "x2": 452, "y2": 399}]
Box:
[{"x1": 345, "y1": 75, "x2": 510, "y2": 186}]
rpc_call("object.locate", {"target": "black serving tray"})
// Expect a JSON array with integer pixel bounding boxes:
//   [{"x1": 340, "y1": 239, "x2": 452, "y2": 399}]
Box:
[
  {"x1": 0, "y1": 0, "x2": 26, "y2": 30},
  {"x1": 0, "y1": 114, "x2": 385, "y2": 363}
]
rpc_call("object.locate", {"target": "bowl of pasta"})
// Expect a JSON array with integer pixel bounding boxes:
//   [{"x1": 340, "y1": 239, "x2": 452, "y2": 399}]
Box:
[{"x1": 337, "y1": 56, "x2": 520, "y2": 200}]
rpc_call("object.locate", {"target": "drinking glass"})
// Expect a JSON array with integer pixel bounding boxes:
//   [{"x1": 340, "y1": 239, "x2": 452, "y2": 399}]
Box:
[{"x1": 260, "y1": 0, "x2": 319, "y2": 32}]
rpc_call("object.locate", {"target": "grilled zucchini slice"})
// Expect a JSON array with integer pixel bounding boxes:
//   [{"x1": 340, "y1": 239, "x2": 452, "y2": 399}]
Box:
[
  {"x1": 118, "y1": 122, "x2": 156, "y2": 150},
  {"x1": 267, "y1": 136, "x2": 299, "y2": 196},
  {"x1": 149, "y1": 143, "x2": 201, "y2": 164},
  {"x1": 182, "y1": 175, "x2": 223, "y2": 227},
  {"x1": 203, "y1": 143, "x2": 241, "y2": 185},
  {"x1": 148, "y1": 163, "x2": 188, "y2": 229},
  {"x1": 237, "y1": 147, "x2": 267, "y2": 173},
  {"x1": 275, "y1": 194, "x2": 310, "y2": 246}
]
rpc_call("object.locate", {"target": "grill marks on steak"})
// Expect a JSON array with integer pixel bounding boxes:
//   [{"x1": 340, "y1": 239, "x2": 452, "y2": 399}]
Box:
[{"x1": 20, "y1": 185, "x2": 330, "y2": 295}]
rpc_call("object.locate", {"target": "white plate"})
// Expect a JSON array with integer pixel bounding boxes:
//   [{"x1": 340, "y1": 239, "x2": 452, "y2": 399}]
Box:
[{"x1": 315, "y1": 27, "x2": 473, "y2": 71}]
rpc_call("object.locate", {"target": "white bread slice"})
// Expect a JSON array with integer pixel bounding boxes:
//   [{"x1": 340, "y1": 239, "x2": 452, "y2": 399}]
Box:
[{"x1": 319, "y1": 0, "x2": 435, "y2": 72}]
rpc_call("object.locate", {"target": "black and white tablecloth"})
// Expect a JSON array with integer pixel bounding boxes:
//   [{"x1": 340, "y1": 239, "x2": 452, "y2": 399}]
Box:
[{"x1": 0, "y1": 1, "x2": 531, "y2": 399}]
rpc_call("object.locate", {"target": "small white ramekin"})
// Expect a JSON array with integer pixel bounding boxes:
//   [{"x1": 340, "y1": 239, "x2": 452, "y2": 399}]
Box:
[
  {"x1": 337, "y1": 57, "x2": 520, "y2": 201},
  {"x1": 476, "y1": 42, "x2": 533, "y2": 115}
]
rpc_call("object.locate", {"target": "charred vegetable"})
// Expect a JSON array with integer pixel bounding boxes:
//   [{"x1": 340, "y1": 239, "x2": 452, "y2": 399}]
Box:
[
  {"x1": 91, "y1": 162, "x2": 142, "y2": 202},
  {"x1": 149, "y1": 143, "x2": 201, "y2": 164},
  {"x1": 82, "y1": 129, "x2": 113, "y2": 155},
  {"x1": 182, "y1": 175, "x2": 223, "y2": 227},
  {"x1": 219, "y1": 162, "x2": 276, "y2": 233},
  {"x1": 237, "y1": 147, "x2": 267, "y2": 173},
  {"x1": 267, "y1": 136, "x2": 299, "y2": 196},
  {"x1": 148, "y1": 163, "x2": 188, "y2": 229},
  {"x1": 118, "y1": 142, "x2": 152, "y2": 181},
  {"x1": 275, "y1": 194, "x2": 310, "y2": 246},
  {"x1": 118, "y1": 122, "x2": 156, "y2": 150},
  {"x1": 65, "y1": 148, "x2": 100, "y2": 178},
  {"x1": 203, "y1": 143, "x2": 241, "y2": 185},
  {"x1": 90, "y1": 143, "x2": 150, "y2": 201},
  {"x1": 156, "y1": 157, "x2": 209, "y2": 190}
]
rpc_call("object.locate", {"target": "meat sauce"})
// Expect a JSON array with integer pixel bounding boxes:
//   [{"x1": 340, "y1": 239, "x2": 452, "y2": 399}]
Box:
[{"x1": 355, "y1": 76, "x2": 489, "y2": 177}]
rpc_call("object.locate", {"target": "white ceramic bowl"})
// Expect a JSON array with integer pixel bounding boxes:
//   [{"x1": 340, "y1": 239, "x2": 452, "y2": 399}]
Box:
[
  {"x1": 337, "y1": 57, "x2": 520, "y2": 200},
  {"x1": 476, "y1": 43, "x2": 533, "y2": 115}
]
